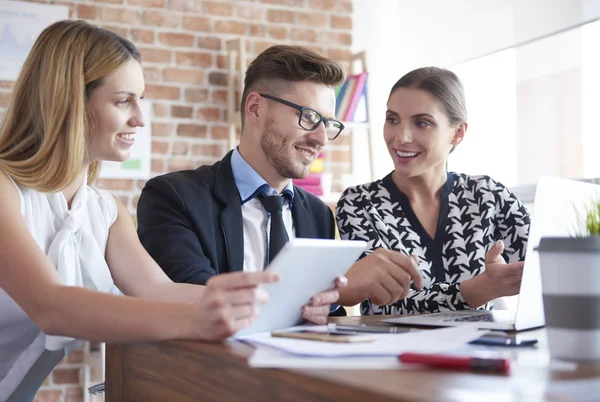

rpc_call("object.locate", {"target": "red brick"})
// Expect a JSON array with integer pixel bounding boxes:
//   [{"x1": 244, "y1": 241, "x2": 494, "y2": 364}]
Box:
[
  {"x1": 99, "y1": 25, "x2": 128, "y2": 37},
  {"x1": 249, "y1": 24, "x2": 266, "y2": 37},
  {"x1": 208, "y1": 72, "x2": 227, "y2": 86},
  {"x1": 143, "y1": 67, "x2": 161, "y2": 83},
  {"x1": 259, "y1": 0, "x2": 304, "y2": 5},
  {"x1": 192, "y1": 144, "x2": 225, "y2": 157},
  {"x1": 338, "y1": 0, "x2": 353, "y2": 13},
  {"x1": 163, "y1": 68, "x2": 205, "y2": 84},
  {"x1": 0, "y1": 81, "x2": 13, "y2": 88},
  {"x1": 308, "y1": 0, "x2": 335, "y2": 10},
  {"x1": 143, "y1": 10, "x2": 181, "y2": 28},
  {"x1": 319, "y1": 32, "x2": 352, "y2": 46},
  {"x1": 331, "y1": 15, "x2": 352, "y2": 30},
  {"x1": 211, "y1": 125, "x2": 229, "y2": 140},
  {"x1": 33, "y1": 389, "x2": 62, "y2": 402},
  {"x1": 196, "y1": 107, "x2": 221, "y2": 121},
  {"x1": 211, "y1": 89, "x2": 227, "y2": 104},
  {"x1": 100, "y1": 7, "x2": 140, "y2": 24},
  {"x1": 129, "y1": 0, "x2": 165, "y2": 7},
  {"x1": 177, "y1": 124, "x2": 208, "y2": 138},
  {"x1": 77, "y1": 4, "x2": 97, "y2": 19},
  {"x1": 93, "y1": 0, "x2": 122, "y2": 3},
  {"x1": 175, "y1": 50, "x2": 212, "y2": 68},
  {"x1": 268, "y1": 26, "x2": 287, "y2": 40},
  {"x1": 171, "y1": 105, "x2": 193, "y2": 118},
  {"x1": 184, "y1": 88, "x2": 209, "y2": 103},
  {"x1": 131, "y1": 28, "x2": 154, "y2": 44},
  {"x1": 172, "y1": 141, "x2": 189, "y2": 155},
  {"x1": 151, "y1": 158, "x2": 165, "y2": 172},
  {"x1": 215, "y1": 20, "x2": 247, "y2": 35},
  {"x1": 139, "y1": 47, "x2": 171, "y2": 63},
  {"x1": 183, "y1": 15, "x2": 211, "y2": 31},
  {"x1": 235, "y1": 4, "x2": 265, "y2": 20},
  {"x1": 197, "y1": 36, "x2": 221, "y2": 50},
  {"x1": 153, "y1": 103, "x2": 169, "y2": 117},
  {"x1": 167, "y1": 158, "x2": 196, "y2": 172},
  {"x1": 327, "y1": 48, "x2": 352, "y2": 62},
  {"x1": 96, "y1": 179, "x2": 134, "y2": 191},
  {"x1": 216, "y1": 54, "x2": 229, "y2": 69},
  {"x1": 151, "y1": 140, "x2": 169, "y2": 154},
  {"x1": 169, "y1": 0, "x2": 201, "y2": 12},
  {"x1": 202, "y1": 1, "x2": 233, "y2": 16},
  {"x1": 267, "y1": 9, "x2": 294, "y2": 23},
  {"x1": 158, "y1": 32, "x2": 194, "y2": 47},
  {"x1": 0, "y1": 92, "x2": 11, "y2": 107},
  {"x1": 309, "y1": 45, "x2": 326, "y2": 55},
  {"x1": 152, "y1": 122, "x2": 174, "y2": 137},
  {"x1": 145, "y1": 84, "x2": 180, "y2": 100},
  {"x1": 52, "y1": 367, "x2": 80, "y2": 384},
  {"x1": 65, "y1": 386, "x2": 83, "y2": 402},
  {"x1": 254, "y1": 41, "x2": 279, "y2": 54},
  {"x1": 296, "y1": 11, "x2": 327, "y2": 27},
  {"x1": 291, "y1": 28, "x2": 316, "y2": 42}
]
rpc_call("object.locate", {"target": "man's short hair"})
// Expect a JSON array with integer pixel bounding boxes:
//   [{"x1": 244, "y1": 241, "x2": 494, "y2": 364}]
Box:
[{"x1": 240, "y1": 45, "x2": 346, "y2": 127}]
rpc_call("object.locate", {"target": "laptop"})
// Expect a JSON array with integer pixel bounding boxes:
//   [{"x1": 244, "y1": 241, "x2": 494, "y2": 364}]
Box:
[
  {"x1": 382, "y1": 176, "x2": 600, "y2": 331},
  {"x1": 235, "y1": 238, "x2": 367, "y2": 336}
]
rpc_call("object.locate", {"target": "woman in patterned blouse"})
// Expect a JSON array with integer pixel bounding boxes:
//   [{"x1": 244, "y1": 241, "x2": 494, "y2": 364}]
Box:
[{"x1": 336, "y1": 67, "x2": 531, "y2": 315}]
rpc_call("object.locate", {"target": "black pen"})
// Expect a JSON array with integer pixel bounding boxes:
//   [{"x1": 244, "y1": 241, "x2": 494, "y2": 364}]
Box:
[{"x1": 327, "y1": 323, "x2": 410, "y2": 334}]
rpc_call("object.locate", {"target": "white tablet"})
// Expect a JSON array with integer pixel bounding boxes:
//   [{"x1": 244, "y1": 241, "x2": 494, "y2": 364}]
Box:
[{"x1": 235, "y1": 238, "x2": 367, "y2": 336}]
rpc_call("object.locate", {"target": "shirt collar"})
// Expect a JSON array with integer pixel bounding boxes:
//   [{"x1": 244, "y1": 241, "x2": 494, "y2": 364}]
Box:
[{"x1": 231, "y1": 147, "x2": 294, "y2": 206}]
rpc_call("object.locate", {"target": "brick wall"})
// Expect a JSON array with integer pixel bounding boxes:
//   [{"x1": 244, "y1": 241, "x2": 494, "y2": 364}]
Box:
[
  {"x1": 0, "y1": 0, "x2": 354, "y2": 217},
  {"x1": 0, "y1": 0, "x2": 353, "y2": 400}
]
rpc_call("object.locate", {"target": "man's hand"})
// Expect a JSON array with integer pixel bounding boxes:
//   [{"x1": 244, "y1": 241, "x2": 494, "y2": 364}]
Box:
[
  {"x1": 301, "y1": 276, "x2": 347, "y2": 324},
  {"x1": 338, "y1": 249, "x2": 424, "y2": 306}
]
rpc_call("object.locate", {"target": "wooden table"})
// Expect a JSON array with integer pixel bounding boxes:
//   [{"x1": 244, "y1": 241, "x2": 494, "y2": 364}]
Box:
[{"x1": 105, "y1": 316, "x2": 600, "y2": 401}]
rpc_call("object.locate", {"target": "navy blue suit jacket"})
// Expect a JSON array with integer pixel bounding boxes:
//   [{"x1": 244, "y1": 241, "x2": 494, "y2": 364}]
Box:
[{"x1": 137, "y1": 151, "x2": 337, "y2": 286}]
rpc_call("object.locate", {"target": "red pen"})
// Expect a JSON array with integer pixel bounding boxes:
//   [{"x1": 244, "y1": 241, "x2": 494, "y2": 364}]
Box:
[{"x1": 398, "y1": 352, "x2": 510, "y2": 374}]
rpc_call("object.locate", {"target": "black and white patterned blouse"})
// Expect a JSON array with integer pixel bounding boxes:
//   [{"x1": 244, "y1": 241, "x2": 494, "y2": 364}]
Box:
[{"x1": 336, "y1": 172, "x2": 530, "y2": 315}]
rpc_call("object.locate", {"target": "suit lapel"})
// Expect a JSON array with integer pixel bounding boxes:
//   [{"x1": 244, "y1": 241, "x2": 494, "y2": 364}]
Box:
[
  {"x1": 292, "y1": 188, "x2": 317, "y2": 238},
  {"x1": 215, "y1": 151, "x2": 244, "y2": 273}
]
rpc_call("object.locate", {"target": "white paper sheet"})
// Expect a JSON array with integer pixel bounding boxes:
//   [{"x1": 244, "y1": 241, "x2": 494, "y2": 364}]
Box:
[
  {"x1": 248, "y1": 346, "x2": 406, "y2": 369},
  {"x1": 237, "y1": 325, "x2": 487, "y2": 357}
]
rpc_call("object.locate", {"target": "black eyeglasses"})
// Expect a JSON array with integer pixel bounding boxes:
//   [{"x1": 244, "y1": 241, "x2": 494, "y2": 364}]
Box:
[{"x1": 259, "y1": 93, "x2": 345, "y2": 140}]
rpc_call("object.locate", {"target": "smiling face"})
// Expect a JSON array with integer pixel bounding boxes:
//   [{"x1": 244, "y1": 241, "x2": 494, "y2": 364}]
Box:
[
  {"x1": 85, "y1": 59, "x2": 145, "y2": 164},
  {"x1": 258, "y1": 81, "x2": 335, "y2": 180},
  {"x1": 384, "y1": 87, "x2": 465, "y2": 179}
]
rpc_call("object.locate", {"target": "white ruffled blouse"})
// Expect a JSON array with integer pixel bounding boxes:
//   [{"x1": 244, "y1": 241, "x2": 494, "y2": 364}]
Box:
[{"x1": 0, "y1": 178, "x2": 118, "y2": 400}]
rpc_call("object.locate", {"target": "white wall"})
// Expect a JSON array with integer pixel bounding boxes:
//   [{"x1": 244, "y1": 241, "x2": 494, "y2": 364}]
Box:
[{"x1": 352, "y1": 0, "x2": 600, "y2": 180}]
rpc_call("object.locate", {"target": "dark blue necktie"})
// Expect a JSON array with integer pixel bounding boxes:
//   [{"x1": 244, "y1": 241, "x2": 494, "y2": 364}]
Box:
[{"x1": 258, "y1": 194, "x2": 289, "y2": 265}]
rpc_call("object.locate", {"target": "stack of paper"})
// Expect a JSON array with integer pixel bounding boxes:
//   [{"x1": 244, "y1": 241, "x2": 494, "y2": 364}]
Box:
[{"x1": 235, "y1": 325, "x2": 487, "y2": 369}]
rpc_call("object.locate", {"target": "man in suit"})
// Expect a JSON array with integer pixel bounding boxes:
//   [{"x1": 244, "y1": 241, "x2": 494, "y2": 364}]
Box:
[{"x1": 137, "y1": 45, "x2": 422, "y2": 322}]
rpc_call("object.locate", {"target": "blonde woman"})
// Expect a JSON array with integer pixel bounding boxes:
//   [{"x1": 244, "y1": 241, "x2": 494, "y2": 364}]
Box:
[{"x1": 0, "y1": 20, "x2": 286, "y2": 401}]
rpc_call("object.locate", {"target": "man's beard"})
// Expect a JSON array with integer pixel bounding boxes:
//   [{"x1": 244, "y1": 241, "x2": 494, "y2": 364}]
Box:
[{"x1": 260, "y1": 119, "x2": 320, "y2": 180}]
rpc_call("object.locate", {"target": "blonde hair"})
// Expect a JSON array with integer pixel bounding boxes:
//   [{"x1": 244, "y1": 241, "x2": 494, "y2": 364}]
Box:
[{"x1": 0, "y1": 20, "x2": 140, "y2": 192}]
